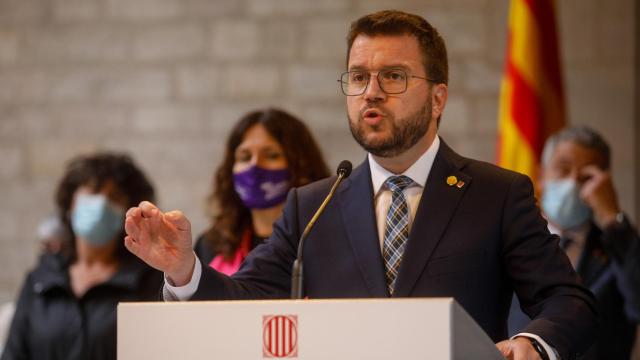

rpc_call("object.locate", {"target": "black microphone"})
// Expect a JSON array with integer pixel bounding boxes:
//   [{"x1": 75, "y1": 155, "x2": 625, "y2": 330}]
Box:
[{"x1": 290, "y1": 160, "x2": 352, "y2": 299}]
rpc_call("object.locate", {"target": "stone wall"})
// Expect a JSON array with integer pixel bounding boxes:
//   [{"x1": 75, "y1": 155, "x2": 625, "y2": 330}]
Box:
[{"x1": 0, "y1": 0, "x2": 635, "y2": 302}]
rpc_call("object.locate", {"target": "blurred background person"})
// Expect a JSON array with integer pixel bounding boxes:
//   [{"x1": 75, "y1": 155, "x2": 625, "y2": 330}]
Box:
[
  {"x1": 194, "y1": 108, "x2": 330, "y2": 275},
  {"x1": 0, "y1": 302, "x2": 14, "y2": 357},
  {"x1": 509, "y1": 126, "x2": 640, "y2": 359},
  {"x1": 2, "y1": 153, "x2": 163, "y2": 360},
  {"x1": 0, "y1": 215, "x2": 71, "y2": 355},
  {"x1": 36, "y1": 214, "x2": 71, "y2": 255}
]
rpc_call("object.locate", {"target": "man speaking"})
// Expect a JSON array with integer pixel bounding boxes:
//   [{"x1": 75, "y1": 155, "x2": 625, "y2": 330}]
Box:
[{"x1": 124, "y1": 10, "x2": 596, "y2": 360}]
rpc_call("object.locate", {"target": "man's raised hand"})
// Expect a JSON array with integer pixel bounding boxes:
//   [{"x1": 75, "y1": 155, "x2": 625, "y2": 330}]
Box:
[{"x1": 124, "y1": 201, "x2": 196, "y2": 286}]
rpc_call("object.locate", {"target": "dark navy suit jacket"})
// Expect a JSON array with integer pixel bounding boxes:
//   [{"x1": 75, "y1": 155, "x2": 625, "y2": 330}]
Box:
[
  {"x1": 510, "y1": 221, "x2": 640, "y2": 359},
  {"x1": 193, "y1": 140, "x2": 597, "y2": 358}
]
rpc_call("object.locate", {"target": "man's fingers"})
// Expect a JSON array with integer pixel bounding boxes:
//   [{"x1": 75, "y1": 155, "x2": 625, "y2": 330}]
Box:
[
  {"x1": 164, "y1": 210, "x2": 191, "y2": 232},
  {"x1": 124, "y1": 235, "x2": 140, "y2": 255},
  {"x1": 125, "y1": 207, "x2": 143, "y2": 231},
  {"x1": 579, "y1": 164, "x2": 605, "y2": 179},
  {"x1": 126, "y1": 206, "x2": 140, "y2": 218},
  {"x1": 124, "y1": 203, "x2": 192, "y2": 274},
  {"x1": 145, "y1": 207, "x2": 163, "y2": 229},
  {"x1": 139, "y1": 201, "x2": 160, "y2": 219},
  {"x1": 124, "y1": 215, "x2": 141, "y2": 238},
  {"x1": 495, "y1": 341, "x2": 513, "y2": 359},
  {"x1": 125, "y1": 208, "x2": 160, "y2": 246},
  {"x1": 139, "y1": 200, "x2": 158, "y2": 210}
]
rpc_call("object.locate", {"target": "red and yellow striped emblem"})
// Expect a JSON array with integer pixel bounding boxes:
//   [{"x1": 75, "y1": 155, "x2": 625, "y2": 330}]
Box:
[
  {"x1": 497, "y1": 0, "x2": 565, "y2": 186},
  {"x1": 263, "y1": 315, "x2": 298, "y2": 358}
]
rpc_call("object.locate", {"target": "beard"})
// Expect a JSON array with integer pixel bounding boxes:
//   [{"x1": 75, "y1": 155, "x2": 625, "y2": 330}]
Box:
[{"x1": 349, "y1": 98, "x2": 432, "y2": 158}]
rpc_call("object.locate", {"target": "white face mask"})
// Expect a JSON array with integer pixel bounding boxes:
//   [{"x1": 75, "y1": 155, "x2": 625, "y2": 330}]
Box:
[{"x1": 541, "y1": 179, "x2": 592, "y2": 230}]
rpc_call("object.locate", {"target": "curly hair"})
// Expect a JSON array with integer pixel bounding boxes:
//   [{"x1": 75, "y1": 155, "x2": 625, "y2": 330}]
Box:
[
  {"x1": 206, "y1": 108, "x2": 330, "y2": 259},
  {"x1": 55, "y1": 152, "x2": 155, "y2": 260}
]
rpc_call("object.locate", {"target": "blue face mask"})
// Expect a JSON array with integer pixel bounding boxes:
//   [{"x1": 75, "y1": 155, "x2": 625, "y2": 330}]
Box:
[
  {"x1": 541, "y1": 179, "x2": 592, "y2": 230},
  {"x1": 71, "y1": 194, "x2": 125, "y2": 247}
]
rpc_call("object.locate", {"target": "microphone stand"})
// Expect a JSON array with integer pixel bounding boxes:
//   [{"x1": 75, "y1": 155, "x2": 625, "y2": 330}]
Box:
[{"x1": 290, "y1": 162, "x2": 351, "y2": 299}]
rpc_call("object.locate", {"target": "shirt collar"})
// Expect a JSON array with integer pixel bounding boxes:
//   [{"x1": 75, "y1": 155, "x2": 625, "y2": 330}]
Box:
[
  {"x1": 548, "y1": 221, "x2": 590, "y2": 247},
  {"x1": 369, "y1": 135, "x2": 440, "y2": 196}
]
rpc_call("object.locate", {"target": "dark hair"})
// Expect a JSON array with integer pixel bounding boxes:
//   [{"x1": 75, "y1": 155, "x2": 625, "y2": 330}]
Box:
[
  {"x1": 55, "y1": 152, "x2": 155, "y2": 260},
  {"x1": 206, "y1": 108, "x2": 330, "y2": 259},
  {"x1": 542, "y1": 125, "x2": 611, "y2": 170},
  {"x1": 346, "y1": 10, "x2": 448, "y2": 85}
]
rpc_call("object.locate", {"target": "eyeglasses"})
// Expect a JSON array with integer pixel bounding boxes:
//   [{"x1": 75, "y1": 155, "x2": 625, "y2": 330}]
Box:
[{"x1": 338, "y1": 69, "x2": 434, "y2": 96}]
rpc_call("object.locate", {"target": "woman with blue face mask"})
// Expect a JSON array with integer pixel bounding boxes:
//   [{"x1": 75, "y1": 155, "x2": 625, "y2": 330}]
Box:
[
  {"x1": 194, "y1": 108, "x2": 331, "y2": 275},
  {"x1": 2, "y1": 153, "x2": 163, "y2": 360}
]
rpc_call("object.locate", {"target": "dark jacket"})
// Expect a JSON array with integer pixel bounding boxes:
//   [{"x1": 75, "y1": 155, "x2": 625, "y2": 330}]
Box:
[
  {"x1": 192, "y1": 141, "x2": 597, "y2": 358},
  {"x1": 509, "y1": 218, "x2": 640, "y2": 359},
  {"x1": 194, "y1": 232, "x2": 216, "y2": 266},
  {"x1": 1, "y1": 253, "x2": 163, "y2": 360}
]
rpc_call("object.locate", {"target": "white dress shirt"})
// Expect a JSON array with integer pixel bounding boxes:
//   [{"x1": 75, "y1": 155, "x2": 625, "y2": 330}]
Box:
[{"x1": 163, "y1": 255, "x2": 202, "y2": 301}]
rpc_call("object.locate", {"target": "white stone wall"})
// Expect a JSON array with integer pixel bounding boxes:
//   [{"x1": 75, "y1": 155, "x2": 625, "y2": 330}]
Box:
[{"x1": 0, "y1": 0, "x2": 635, "y2": 302}]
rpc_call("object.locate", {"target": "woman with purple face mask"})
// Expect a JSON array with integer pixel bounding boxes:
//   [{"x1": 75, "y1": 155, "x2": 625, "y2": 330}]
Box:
[{"x1": 194, "y1": 108, "x2": 331, "y2": 275}]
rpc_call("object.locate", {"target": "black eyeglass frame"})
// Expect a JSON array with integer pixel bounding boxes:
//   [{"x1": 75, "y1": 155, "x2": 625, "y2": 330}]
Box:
[{"x1": 337, "y1": 69, "x2": 436, "y2": 96}]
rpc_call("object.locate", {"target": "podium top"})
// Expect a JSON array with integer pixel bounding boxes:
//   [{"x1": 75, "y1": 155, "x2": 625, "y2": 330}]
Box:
[{"x1": 118, "y1": 297, "x2": 503, "y2": 360}]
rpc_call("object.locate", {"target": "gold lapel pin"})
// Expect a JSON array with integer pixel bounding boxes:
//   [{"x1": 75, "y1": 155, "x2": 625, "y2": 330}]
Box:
[
  {"x1": 456, "y1": 180, "x2": 465, "y2": 188},
  {"x1": 446, "y1": 175, "x2": 457, "y2": 186}
]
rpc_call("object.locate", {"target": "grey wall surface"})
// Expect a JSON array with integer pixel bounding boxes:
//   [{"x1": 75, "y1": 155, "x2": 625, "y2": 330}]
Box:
[{"x1": 0, "y1": 0, "x2": 636, "y2": 302}]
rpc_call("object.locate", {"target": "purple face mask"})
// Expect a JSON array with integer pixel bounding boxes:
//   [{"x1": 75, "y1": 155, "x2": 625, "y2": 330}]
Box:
[{"x1": 233, "y1": 166, "x2": 291, "y2": 209}]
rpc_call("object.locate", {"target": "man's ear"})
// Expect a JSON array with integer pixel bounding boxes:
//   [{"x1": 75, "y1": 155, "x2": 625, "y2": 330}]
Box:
[{"x1": 431, "y1": 83, "x2": 448, "y2": 120}]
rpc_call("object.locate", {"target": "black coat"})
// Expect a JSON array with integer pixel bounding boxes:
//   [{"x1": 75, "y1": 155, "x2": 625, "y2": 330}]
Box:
[
  {"x1": 509, "y1": 218, "x2": 640, "y2": 359},
  {"x1": 575, "y1": 219, "x2": 640, "y2": 360},
  {"x1": 194, "y1": 232, "x2": 216, "y2": 266},
  {"x1": 1, "y1": 253, "x2": 163, "y2": 360}
]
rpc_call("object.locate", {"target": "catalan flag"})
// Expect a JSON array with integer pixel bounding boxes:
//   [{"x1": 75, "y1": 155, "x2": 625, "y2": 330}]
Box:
[{"x1": 497, "y1": 0, "x2": 565, "y2": 185}]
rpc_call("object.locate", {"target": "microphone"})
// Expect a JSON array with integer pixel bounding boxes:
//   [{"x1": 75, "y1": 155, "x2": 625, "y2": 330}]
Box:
[{"x1": 290, "y1": 160, "x2": 352, "y2": 299}]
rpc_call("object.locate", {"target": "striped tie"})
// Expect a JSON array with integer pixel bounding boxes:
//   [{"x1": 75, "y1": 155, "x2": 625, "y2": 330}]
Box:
[{"x1": 382, "y1": 175, "x2": 413, "y2": 295}]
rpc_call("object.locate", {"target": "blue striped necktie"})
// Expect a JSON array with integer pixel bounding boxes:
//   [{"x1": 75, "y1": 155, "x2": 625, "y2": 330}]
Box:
[{"x1": 382, "y1": 175, "x2": 414, "y2": 295}]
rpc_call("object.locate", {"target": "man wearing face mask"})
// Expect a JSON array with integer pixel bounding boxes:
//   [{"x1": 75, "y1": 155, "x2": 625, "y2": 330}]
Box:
[{"x1": 509, "y1": 125, "x2": 640, "y2": 359}]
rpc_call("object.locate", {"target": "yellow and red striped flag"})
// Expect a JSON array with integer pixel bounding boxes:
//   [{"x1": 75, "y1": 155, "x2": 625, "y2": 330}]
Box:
[{"x1": 497, "y1": 0, "x2": 565, "y2": 186}]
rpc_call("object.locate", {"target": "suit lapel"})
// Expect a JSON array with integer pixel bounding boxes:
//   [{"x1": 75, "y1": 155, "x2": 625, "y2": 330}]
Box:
[
  {"x1": 338, "y1": 159, "x2": 389, "y2": 297},
  {"x1": 393, "y1": 141, "x2": 472, "y2": 297}
]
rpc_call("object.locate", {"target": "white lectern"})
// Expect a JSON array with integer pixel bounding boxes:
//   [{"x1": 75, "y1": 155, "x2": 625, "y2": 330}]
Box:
[{"x1": 118, "y1": 298, "x2": 503, "y2": 359}]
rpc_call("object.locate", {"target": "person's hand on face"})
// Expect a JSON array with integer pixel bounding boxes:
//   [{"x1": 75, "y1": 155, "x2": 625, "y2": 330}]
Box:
[
  {"x1": 578, "y1": 165, "x2": 620, "y2": 228},
  {"x1": 541, "y1": 139, "x2": 620, "y2": 231}
]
